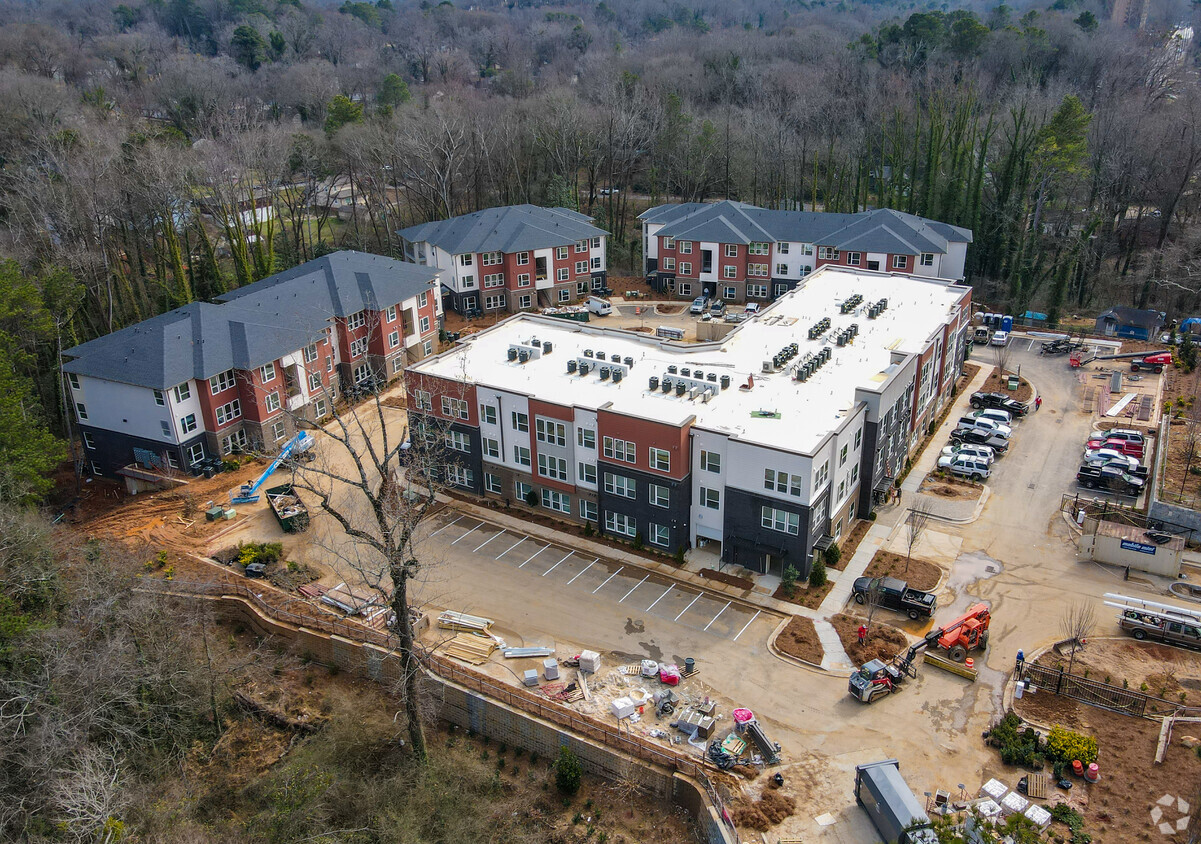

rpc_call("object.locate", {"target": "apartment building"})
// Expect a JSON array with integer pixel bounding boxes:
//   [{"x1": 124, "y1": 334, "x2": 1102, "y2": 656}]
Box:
[
  {"x1": 397, "y1": 205, "x2": 609, "y2": 315},
  {"x1": 62, "y1": 252, "x2": 443, "y2": 478},
  {"x1": 641, "y1": 201, "x2": 972, "y2": 304},
  {"x1": 406, "y1": 266, "x2": 972, "y2": 578}
]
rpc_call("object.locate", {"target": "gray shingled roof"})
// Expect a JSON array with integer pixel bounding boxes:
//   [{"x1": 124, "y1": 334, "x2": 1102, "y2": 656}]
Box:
[
  {"x1": 1097, "y1": 306, "x2": 1166, "y2": 329},
  {"x1": 63, "y1": 252, "x2": 442, "y2": 391},
  {"x1": 397, "y1": 205, "x2": 608, "y2": 254},
  {"x1": 640, "y1": 202, "x2": 972, "y2": 253}
]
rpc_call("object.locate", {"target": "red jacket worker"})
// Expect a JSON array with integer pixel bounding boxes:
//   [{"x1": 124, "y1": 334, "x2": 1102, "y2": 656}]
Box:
[{"x1": 858, "y1": 624, "x2": 867, "y2": 644}]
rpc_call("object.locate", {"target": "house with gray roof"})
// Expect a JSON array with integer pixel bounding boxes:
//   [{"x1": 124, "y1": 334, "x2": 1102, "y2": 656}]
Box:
[
  {"x1": 62, "y1": 252, "x2": 443, "y2": 482},
  {"x1": 397, "y1": 205, "x2": 610, "y2": 316},
  {"x1": 1094, "y1": 306, "x2": 1167, "y2": 341},
  {"x1": 640, "y1": 201, "x2": 972, "y2": 304}
]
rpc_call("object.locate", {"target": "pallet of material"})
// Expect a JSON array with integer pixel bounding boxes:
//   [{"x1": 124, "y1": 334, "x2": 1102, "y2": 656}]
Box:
[
  {"x1": 437, "y1": 611, "x2": 493, "y2": 634},
  {"x1": 442, "y1": 634, "x2": 497, "y2": 665},
  {"x1": 923, "y1": 650, "x2": 978, "y2": 680},
  {"x1": 1024, "y1": 772, "x2": 1050, "y2": 799}
]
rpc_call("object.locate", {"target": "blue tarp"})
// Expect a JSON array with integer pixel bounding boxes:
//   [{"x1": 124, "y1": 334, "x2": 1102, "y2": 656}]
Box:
[{"x1": 1024, "y1": 311, "x2": 1048, "y2": 321}]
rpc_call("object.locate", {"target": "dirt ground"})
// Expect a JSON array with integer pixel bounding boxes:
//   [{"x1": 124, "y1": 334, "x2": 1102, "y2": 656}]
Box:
[
  {"x1": 772, "y1": 578, "x2": 834, "y2": 609},
  {"x1": 1035, "y1": 638, "x2": 1201, "y2": 702},
  {"x1": 862, "y1": 549, "x2": 943, "y2": 592},
  {"x1": 981, "y1": 366, "x2": 1034, "y2": 402},
  {"x1": 1160, "y1": 415, "x2": 1201, "y2": 507},
  {"x1": 775, "y1": 616, "x2": 822, "y2": 665},
  {"x1": 830, "y1": 613, "x2": 908, "y2": 664},
  {"x1": 919, "y1": 475, "x2": 983, "y2": 499},
  {"x1": 1014, "y1": 691, "x2": 1201, "y2": 844},
  {"x1": 828, "y1": 518, "x2": 871, "y2": 571},
  {"x1": 1164, "y1": 361, "x2": 1200, "y2": 406}
]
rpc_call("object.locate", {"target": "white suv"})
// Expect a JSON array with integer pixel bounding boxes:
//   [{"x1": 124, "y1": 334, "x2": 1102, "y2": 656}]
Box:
[
  {"x1": 941, "y1": 444, "x2": 995, "y2": 464},
  {"x1": 956, "y1": 416, "x2": 1012, "y2": 439},
  {"x1": 937, "y1": 454, "x2": 992, "y2": 481}
]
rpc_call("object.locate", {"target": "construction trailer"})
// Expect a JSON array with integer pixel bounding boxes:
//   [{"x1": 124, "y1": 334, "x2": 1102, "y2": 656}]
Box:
[
  {"x1": 1077, "y1": 519, "x2": 1184, "y2": 577},
  {"x1": 854, "y1": 759, "x2": 938, "y2": 843}
]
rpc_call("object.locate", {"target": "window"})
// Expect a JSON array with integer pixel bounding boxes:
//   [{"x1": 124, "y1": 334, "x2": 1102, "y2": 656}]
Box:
[
  {"x1": 484, "y1": 273, "x2": 504, "y2": 288},
  {"x1": 422, "y1": 339, "x2": 433, "y2": 357},
  {"x1": 724, "y1": 265, "x2": 737, "y2": 279},
  {"x1": 461, "y1": 275, "x2": 476, "y2": 288},
  {"x1": 516, "y1": 294, "x2": 531, "y2": 310},
  {"x1": 591, "y1": 256, "x2": 602, "y2": 270},
  {"x1": 649, "y1": 483, "x2": 670, "y2": 508},
  {"x1": 538, "y1": 454, "x2": 568, "y2": 481},
  {"x1": 556, "y1": 268, "x2": 569, "y2": 282},
  {"x1": 814, "y1": 460, "x2": 830, "y2": 490},
  {"x1": 678, "y1": 262, "x2": 692, "y2": 275},
  {"x1": 314, "y1": 398, "x2": 327, "y2": 419},
  {"x1": 265, "y1": 392, "x2": 281, "y2": 414},
  {"x1": 575, "y1": 260, "x2": 588, "y2": 274},
  {"x1": 536, "y1": 418, "x2": 567, "y2": 447},
  {"x1": 592, "y1": 237, "x2": 601, "y2": 248},
  {"x1": 556, "y1": 246, "x2": 568, "y2": 260},
  {"x1": 840, "y1": 444, "x2": 849, "y2": 466},
  {"x1": 663, "y1": 237, "x2": 675, "y2": 249},
  {"x1": 446, "y1": 430, "x2": 470, "y2": 452},
  {"x1": 605, "y1": 512, "x2": 636, "y2": 537},
  {"x1": 855, "y1": 428, "x2": 862, "y2": 448},
  {"x1": 513, "y1": 445, "x2": 531, "y2": 466},
  {"x1": 572, "y1": 240, "x2": 586, "y2": 254},
  {"x1": 216, "y1": 399, "x2": 242, "y2": 426},
  {"x1": 921, "y1": 253, "x2": 935, "y2": 266},
  {"x1": 777, "y1": 242, "x2": 790, "y2": 254},
  {"x1": 724, "y1": 244, "x2": 738, "y2": 257},
  {"x1": 761, "y1": 506, "x2": 800, "y2": 535},
  {"x1": 415, "y1": 390, "x2": 432, "y2": 411},
  {"x1": 82, "y1": 432, "x2": 95, "y2": 449},
  {"x1": 187, "y1": 443, "x2": 205, "y2": 464},
  {"x1": 517, "y1": 274, "x2": 531, "y2": 287},
  {"x1": 776, "y1": 263, "x2": 789, "y2": 275},
  {"x1": 180, "y1": 413, "x2": 196, "y2": 433},
  {"x1": 817, "y1": 246, "x2": 839, "y2": 261},
  {"x1": 679, "y1": 283, "x2": 692, "y2": 295},
  {"x1": 700, "y1": 450, "x2": 720, "y2": 472},
  {"x1": 346, "y1": 311, "x2": 365, "y2": 330},
  {"x1": 385, "y1": 305, "x2": 397, "y2": 322},
  {"x1": 557, "y1": 288, "x2": 570, "y2": 302},
  {"x1": 802, "y1": 244, "x2": 814, "y2": 255},
  {"x1": 169, "y1": 382, "x2": 190, "y2": 405},
  {"x1": 541, "y1": 489, "x2": 572, "y2": 513},
  {"x1": 153, "y1": 389, "x2": 165, "y2": 406},
  {"x1": 578, "y1": 428, "x2": 596, "y2": 449},
  {"x1": 420, "y1": 316, "x2": 430, "y2": 333},
  {"x1": 723, "y1": 286, "x2": 737, "y2": 300},
  {"x1": 604, "y1": 473, "x2": 636, "y2": 498},
  {"x1": 482, "y1": 251, "x2": 502, "y2": 266},
  {"x1": 749, "y1": 242, "x2": 769, "y2": 255},
  {"x1": 459, "y1": 253, "x2": 474, "y2": 266},
  {"x1": 515, "y1": 480, "x2": 532, "y2": 500},
  {"x1": 699, "y1": 487, "x2": 720, "y2": 509},
  {"x1": 221, "y1": 429, "x2": 248, "y2": 455},
  {"x1": 649, "y1": 524, "x2": 670, "y2": 547},
  {"x1": 326, "y1": 357, "x2": 333, "y2": 373},
  {"x1": 161, "y1": 420, "x2": 171, "y2": 437},
  {"x1": 259, "y1": 363, "x2": 276, "y2": 382},
  {"x1": 481, "y1": 404, "x2": 498, "y2": 425},
  {"x1": 648, "y1": 447, "x2": 670, "y2": 472},
  {"x1": 440, "y1": 397, "x2": 468, "y2": 420},
  {"x1": 517, "y1": 252, "x2": 529, "y2": 265},
  {"x1": 661, "y1": 257, "x2": 676, "y2": 271},
  {"x1": 679, "y1": 241, "x2": 692, "y2": 254},
  {"x1": 484, "y1": 295, "x2": 505, "y2": 310},
  {"x1": 309, "y1": 372, "x2": 323, "y2": 392},
  {"x1": 272, "y1": 420, "x2": 287, "y2": 442},
  {"x1": 350, "y1": 337, "x2": 368, "y2": 359},
  {"x1": 420, "y1": 292, "x2": 429, "y2": 308},
  {"x1": 578, "y1": 462, "x2": 597, "y2": 484},
  {"x1": 847, "y1": 252, "x2": 861, "y2": 267},
  {"x1": 764, "y1": 469, "x2": 802, "y2": 496},
  {"x1": 577, "y1": 280, "x2": 588, "y2": 295},
  {"x1": 209, "y1": 369, "x2": 235, "y2": 394},
  {"x1": 580, "y1": 500, "x2": 598, "y2": 522},
  {"x1": 893, "y1": 255, "x2": 908, "y2": 269},
  {"x1": 447, "y1": 465, "x2": 474, "y2": 487},
  {"x1": 837, "y1": 480, "x2": 846, "y2": 501},
  {"x1": 485, "y1": 473, "x2": 503, "y2": 494},
  {"x1": 388, "y1": 331, "x2": 400, "y2": 349},
  {"x1": 602, "y1": 436, "x2": 636, "y2": 463},
  {"x1": 67, "y1": 373, "x2": 80, "y2": 391},
  {"x1": 511, "y1": 411, "x2": 529, "y2": 432},
  {"x1": 483, "y1": 437, "x2": 500, "y2": 459},
  {"x1": 851, "y1": 463, "x2": 859, "y2": 484},
  {"x1": 747, "y1": 263, "x2": 769, "y2": 277},
  {"x1": 747, "y1": 284, "x2": 767, "y2": 298}
]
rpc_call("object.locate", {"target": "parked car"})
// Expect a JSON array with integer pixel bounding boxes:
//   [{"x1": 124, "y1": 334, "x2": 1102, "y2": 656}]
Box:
[
  {"x1": 1076, "y1": 464, "x2": 1144, "y2": 496},
  {"x1": 973, "y1": 326, "x2": 991, "y2": 343},
  {"x1": 710, "y1": 299, "x2": 726, "y2": 316},
  {"x1": 689, "y1": 296, "x2": 709, "y2": 315},
  {"x1": 598, "y1": 187, "x2": 620, "y2": 196},
  {"x1": 956, "y1": 416, "x2": 1011, "y2": 439},
  {"x1": 937, "y1": 454, "x2": 992, "y2": 480},
  {"x1": 851, "y1": 576, "x2": 937, "y2": 619},
  {"x1": 1086, "y1": 457, "x2": 1149, "y2": 478},
  {"x1": 971, "y1": 408, "x2": 1013, "y2": 426},
  {"x1": 1085, "y1": 437, "x2": 1144, "y2": 459},
  {"x1": 949, "y1": 428, "x2": 1009, "y2": 454},
  {"x1": 586, "y1": 295, "x2": 612, "y2": 316},
  {"x1": 970, "y1": 391, "x2": 1028, "y2": 417},
  {"x1": 1117, "y1": 609, "x2": 1201, "y2": 648},
  {"x1": 745, "y1": 302, "x2": 761, "y2": 316},
  {"x1": 1094, "y1": 428, "x2": 1145, "y2": 447},
  {"x1": 941, "y1": 444, "x2": 995, "y2": 464},
  {"x1": 1083, "y1": 448, "x2": 1142, "y2": 471},
  {"x1": 990, "y1": 331, "x2": 1010, "y2": 346},
  {"x1": 1130, "y1": 352, "x2": 1172, "y2": 373}
]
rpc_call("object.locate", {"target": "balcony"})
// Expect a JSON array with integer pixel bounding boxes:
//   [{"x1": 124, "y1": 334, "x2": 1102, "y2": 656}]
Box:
[{"x1": 287, "y1": 394, "x2": 306, "y2": 412}]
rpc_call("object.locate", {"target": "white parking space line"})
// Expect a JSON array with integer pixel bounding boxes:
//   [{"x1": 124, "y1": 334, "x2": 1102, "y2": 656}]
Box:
[
  {"x1": 592, "y1": 566, "x2": 624, "y2": 594},
  {"x1": 645, "y1": 586, "x2": 673, "y2": 612},
  {"x1": 450, "y1": 521, "x2": 485, "y2": 544},
  {"x1": 517, "y1": 544, "x2": 551, "y2": 568},
  {"x1": 704, "y1": 601, "x2": 732, "y2": 632},
  {"x1": 1027, "y1": 338, "x2": 1036, "y2": 351},
  {"x1": 495, "y1": 536, "x2": 526, "y2": 560},
  {"x1": 674, "y1": 593, "x2": 702, "y2": 621},
  {"x1": 473, "y1": 530, "x2": 506, "y2": 552},
  {"x1": 732, "y1": 610, "x2": 762, "y2": 642},
  {"x1": 429, "y1": 515, "x2": 462, "y2": 536},
  {"x1": 542, "y1": 550, "x2": 574, "y2": 577},
  {"x1": 619, "y1": 574, "x2": 649, "y2": 603},
  {"x1": 566, "y1": 559, "x2": 597, "y2": 585}
]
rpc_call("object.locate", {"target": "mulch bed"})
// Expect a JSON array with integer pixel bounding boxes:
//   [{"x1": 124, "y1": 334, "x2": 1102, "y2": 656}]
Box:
[
  {"x1": 863, "y1": 550, "x2": 942, "y2": 592},
  {"x1": 982, "y1": 366, "x2": 1034, "y2": 402},
  {"x1": 828, "y1": 518, "x2": 871, "y2": 571},
  {"x1": 731, "y1": 790, "x2": 796, "y2": 831},
  {"x1": 774, "y1": 615, "x2": 823, "y2": 665},
  {"x1": 772, "y1": 579, "x2": 834, "y2": 609},
  {"x1": 920, "y1": 475, "x2": 983, "y2": 498},
  {"x1": 700, "y1": 568, "x2": 754, "y2": 590},
  {"x1": 831, "y1": 613, "x2": 908, "y2": 664}
]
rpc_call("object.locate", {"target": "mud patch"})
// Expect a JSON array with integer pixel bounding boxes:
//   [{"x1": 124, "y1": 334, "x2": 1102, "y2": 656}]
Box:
[{"x1": 624, "y1": 617, "x2": 645, "y2": 634}]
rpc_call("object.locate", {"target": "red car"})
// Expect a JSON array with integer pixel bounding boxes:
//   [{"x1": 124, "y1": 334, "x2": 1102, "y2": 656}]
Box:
[{"x1": 1085, "y1": 437, "x2": 1144, "y2": 458}]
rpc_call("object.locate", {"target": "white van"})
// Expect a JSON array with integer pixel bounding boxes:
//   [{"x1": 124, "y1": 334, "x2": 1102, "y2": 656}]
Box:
[{"x1": 586, "y1": 296, "x2": 612, "y2": 316}]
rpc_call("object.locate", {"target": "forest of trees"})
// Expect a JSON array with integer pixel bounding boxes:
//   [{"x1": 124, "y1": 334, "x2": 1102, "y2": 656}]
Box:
[{"x1": 0, "y1": 0, "x2": 1200, "y2": 498}]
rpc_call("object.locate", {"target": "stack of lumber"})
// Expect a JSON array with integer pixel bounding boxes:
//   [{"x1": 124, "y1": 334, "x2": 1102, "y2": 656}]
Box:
[
  {"x1": 442, "y1": 633, "x2": 497, "y2": 665},
  {"x1": 437, "y1": 610, "x2": 493, "y2": 634}
]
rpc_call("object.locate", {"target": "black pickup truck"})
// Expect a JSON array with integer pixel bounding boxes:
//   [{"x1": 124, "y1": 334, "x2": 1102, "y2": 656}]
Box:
[
  {"x1": 851, "y1": 576, "x2": 938, "y2": 620},
  {"x1": 1077, "y1": 464, "x2": 1145, "y2": 496},
  {"x1": 969, "y1": 391, "x2": 1029, "y2": 417}
]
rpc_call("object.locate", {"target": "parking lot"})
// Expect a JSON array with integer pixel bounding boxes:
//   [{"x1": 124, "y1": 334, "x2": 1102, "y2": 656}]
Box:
[{"x1": 425, "y1": 511, "x2": 779, "y2": 644}]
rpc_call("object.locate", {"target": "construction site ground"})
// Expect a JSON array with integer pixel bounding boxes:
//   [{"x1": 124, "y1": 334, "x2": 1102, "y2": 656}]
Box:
[{"x1": 61, "y1": 334, "x2": 1201, "y2": 842}]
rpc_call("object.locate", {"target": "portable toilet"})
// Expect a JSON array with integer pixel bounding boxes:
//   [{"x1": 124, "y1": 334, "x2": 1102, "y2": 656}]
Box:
[{"x1": 1001, "y1": 315, "x2": 1014, "y2": 333}]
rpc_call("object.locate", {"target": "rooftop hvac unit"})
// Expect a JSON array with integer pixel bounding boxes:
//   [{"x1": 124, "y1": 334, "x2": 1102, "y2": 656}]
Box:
[
  {"x1": 694, "y1": 370, "x2": 703, "y2": 381},
  {"x1": 681, "y1": 367, "x2": 691, "y2": 377},
  {"x1": 689, "y1": 386, "x2": 700, "y2": 399},
  {"x1": 611, "y1": 351, "x2": 620, "y2": 361},
  {"x1": 580, "y1": 362, "x2": 591, "y2": 375},
  {"x1": 530, "y1": 338, "x2": 542, "y2": 347},
  {"x1": 508, "y1": 348, "x2": 518, "y2": 361},
  {"x1": 543, "y1": 341, "x2": 553, "y2": 354},
  {"x1": 675, "y1": 382, "x2": 686, "y2": 396},
  {"x1": 596, "y1": 351, "x2": 606, "y2": 361},
  {"x1": 567, "y1": 360, "x2": 578, "y2": 374},
  {"x1": 720, "y1": 375, "x2": 731, "y2": 390},
  {"x1": 612, "y1": 370, "x2": 623, "y2": 383},
  {"x1": 702, "y1": 390, "x2": 711, "y2": 403},
  {"x1": 662, "y1": 378, "x2": 673, "y2": 393},
  {"x1": 649, "y1": 376, "x2": 659, "y2": 391},
  {"x1": 667, "y1": 365, "x2": 678, "y2": 374},
  {"x1": 584, "y1": 349, "x2": 594, "y2": 358},
  {"x1": 599, "y1": 367, "x2": 610, "y2": 380},
  {"x1": 762, "y1": 360, "x2": 773, "y2": 373},
  {"x1": 624, "y1": 356, "x2": 634, "y2": 367},
  {"x1": 707, "y1": 373, "x2": 718, "y2": 382},
  {"x1": 518, "y1": 350, "x2": 530, "y2": 363}
]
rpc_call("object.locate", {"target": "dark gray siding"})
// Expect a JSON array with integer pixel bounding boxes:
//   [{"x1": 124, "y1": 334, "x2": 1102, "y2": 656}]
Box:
[
  {"x1": 722, "y1": 487, "x2": 818, "y2": 578},
  {"x1": 78, "y1": 425, "x2": 206, "y2": 476},
  {"x1": 597, "y1": 461, "x2": 691, "y2": 554}
]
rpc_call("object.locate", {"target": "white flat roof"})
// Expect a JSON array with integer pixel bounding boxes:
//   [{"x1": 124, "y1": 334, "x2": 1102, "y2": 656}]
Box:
[{"x1": 414, "y1": 268, "x2": 968, "y2": 454}]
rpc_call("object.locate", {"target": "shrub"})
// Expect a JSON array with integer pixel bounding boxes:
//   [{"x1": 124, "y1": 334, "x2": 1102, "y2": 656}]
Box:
[
  {"x1": 555, "y1": 746, "x2": 582, "y2": 795},
  {"x1": 237, "y1": 542, "x2": 283, "y2": 567},
  {"x1": 524, "y1": 489, "x2": 539, "y2": 506},
  {"x1": 674, "y1": 545, "x2": 686, "y2": 566},
  {"x1": 987, "y1": 711, "x2": 1043, "y2": 767},
  {"x1": 823, "y1": 543, "x2": 841, "y2": 566},
  {"x1": 781, "y1": 565, "x2": 798, "y2": 598},
  {"x1": 868, "y1": 511, "x2": 878, "y2": 521},
  {"x1": 808, "y1": 559, "x2": 827, "y2": 589},
  {"x1": 1045, "y1": 726, "x2": 1097, "y2": 766},
  {"x1": 633, "y1": 531, "x2": 644, "y2": 550},
  {"x1": 582, "y1": 523, "x2": 594, "y2": 537}
]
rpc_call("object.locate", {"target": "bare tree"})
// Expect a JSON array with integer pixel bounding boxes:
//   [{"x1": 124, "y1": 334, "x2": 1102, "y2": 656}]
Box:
[
  {"x1": 991, "y1": 341, "x2": 1011, "y2": 381},
  {"x1": 1178, "y1": 400, "x2": 1201, "y2": 498},
  {"x1": 1059, "y1": 601, "x2": 1097, "y2": 676},
  {"x1": 863, "y1": 576, "x2": 884, "y2": 633},
  {"x1": 904, "y1": 500, "x2": 932, "y2": 576}
]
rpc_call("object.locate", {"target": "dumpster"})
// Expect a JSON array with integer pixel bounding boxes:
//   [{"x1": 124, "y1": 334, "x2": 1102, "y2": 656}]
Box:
[{"x1": 265, "y1": 483, "x2": 309, "y2": 533}]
